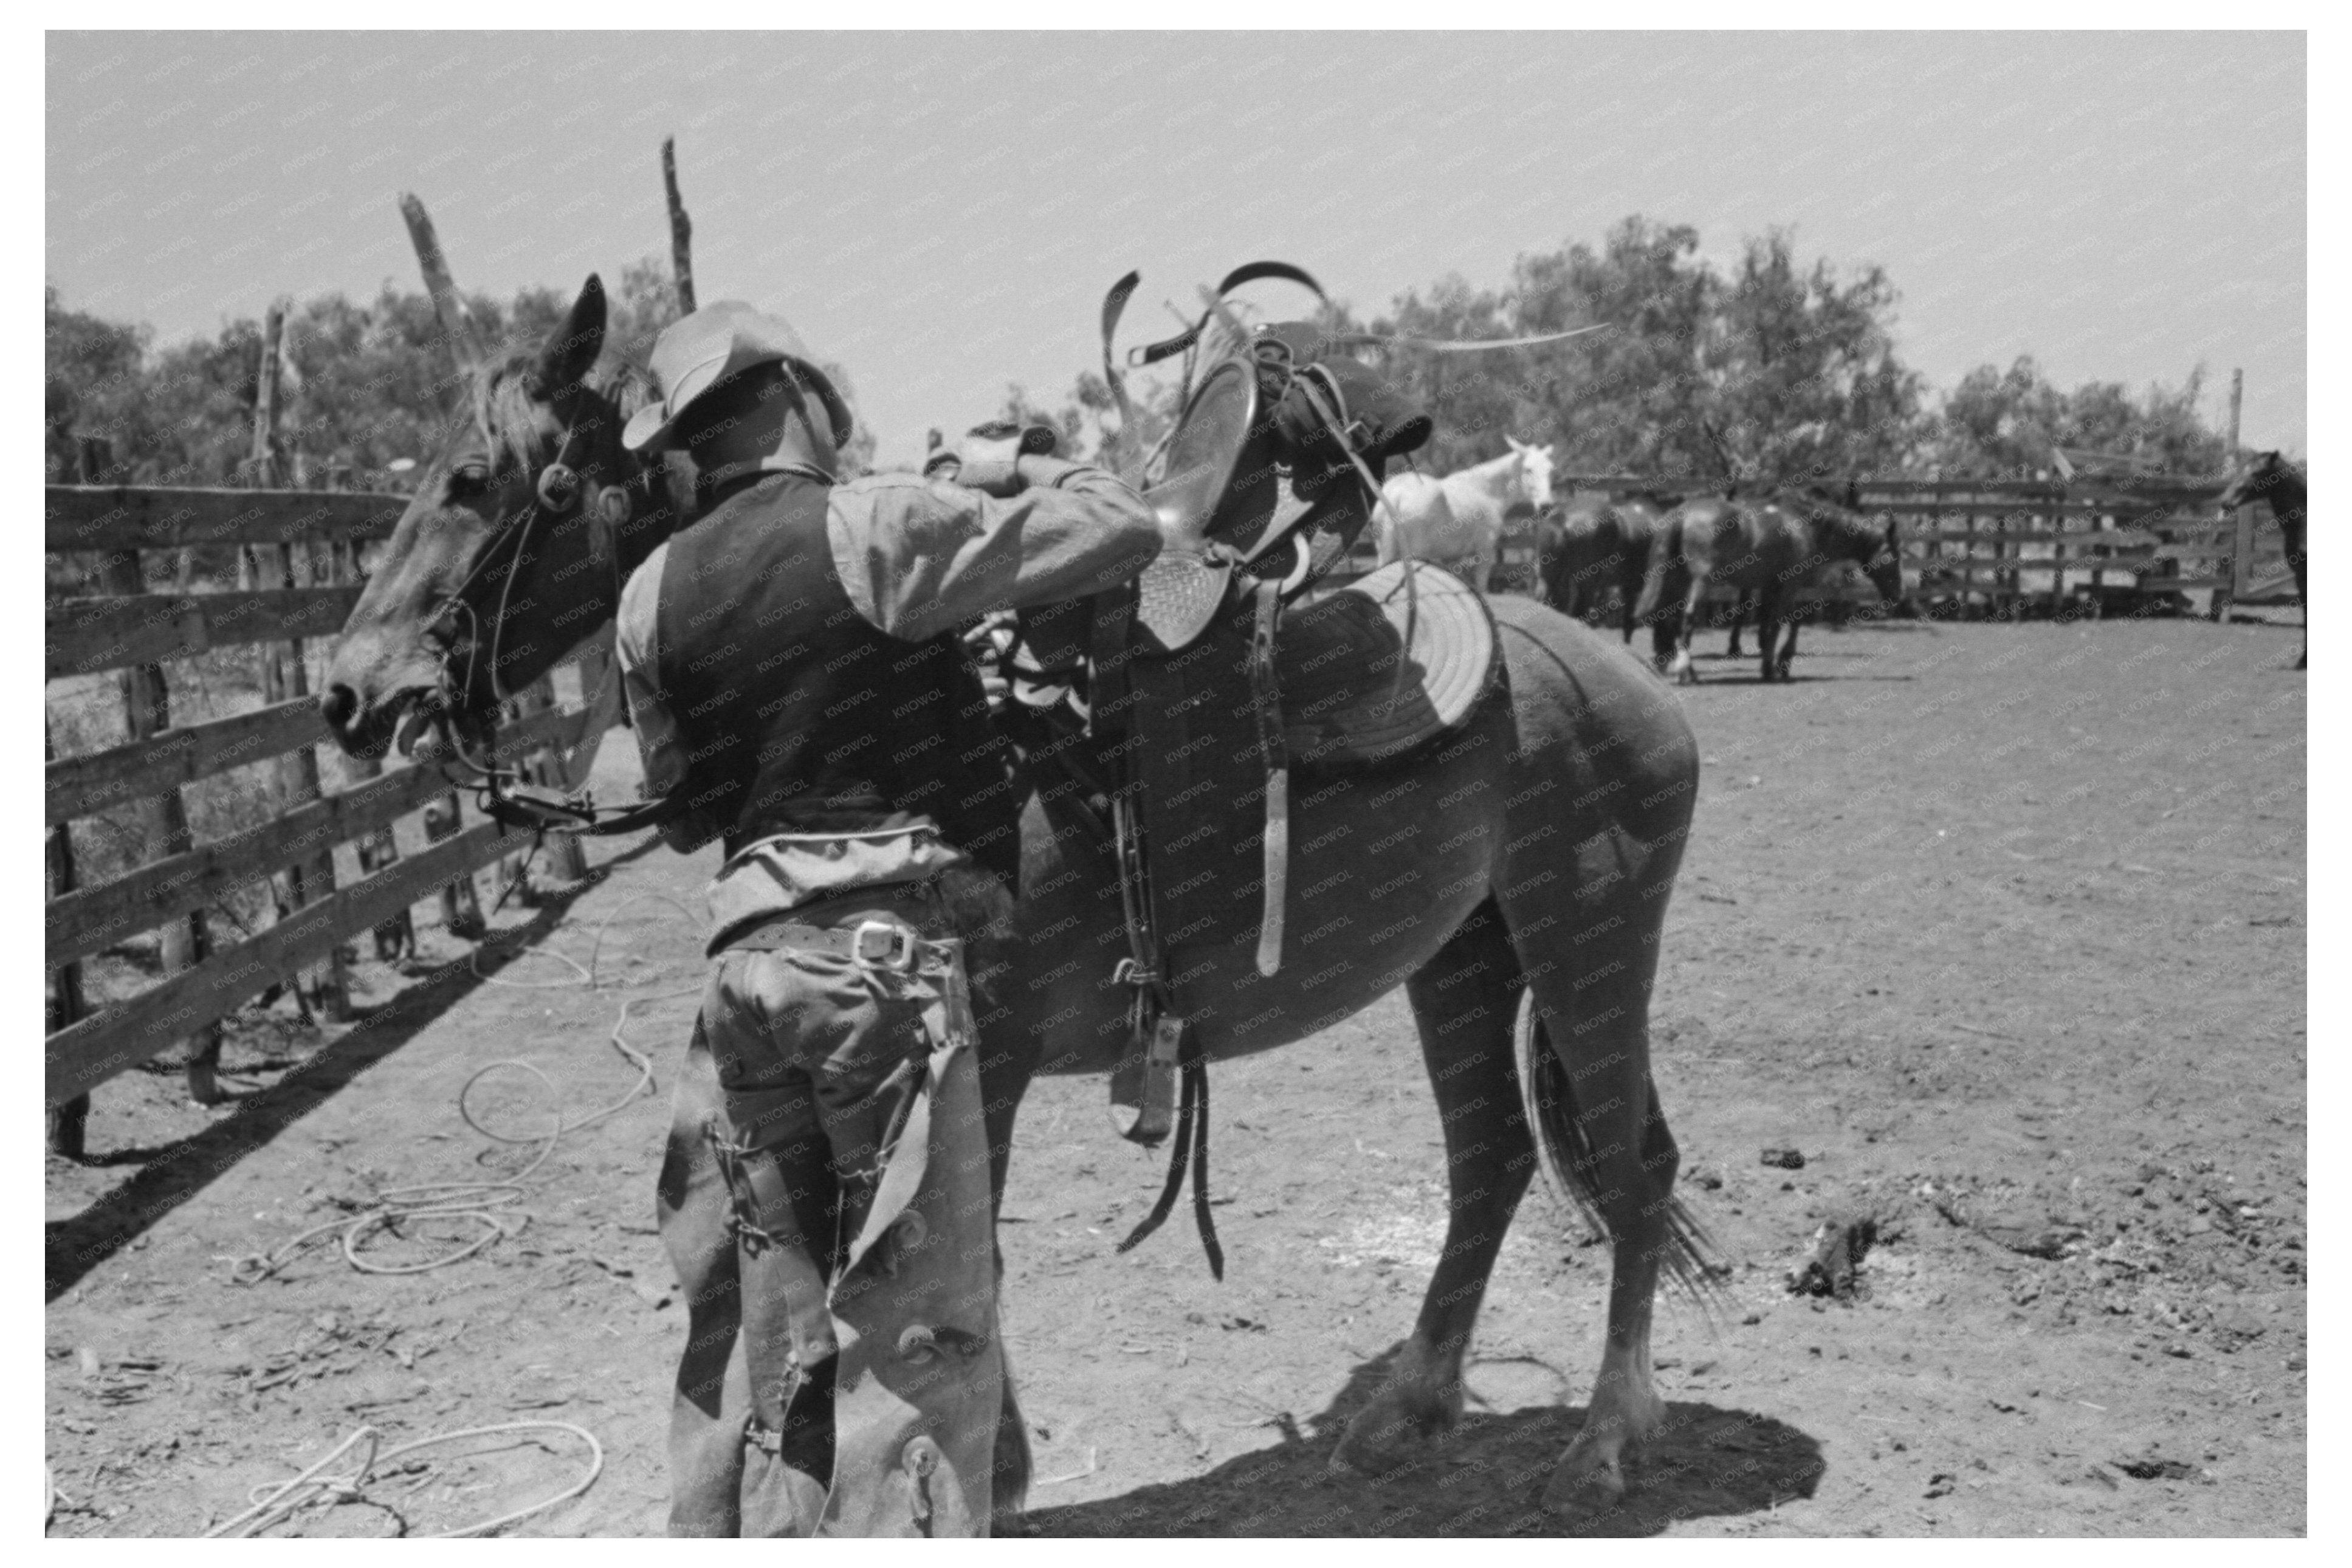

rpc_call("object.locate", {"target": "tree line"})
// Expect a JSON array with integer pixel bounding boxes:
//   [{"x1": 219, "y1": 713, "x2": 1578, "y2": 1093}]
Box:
[{"x1": 49, "y1": 215, "x2": 2232, "y2": 495}]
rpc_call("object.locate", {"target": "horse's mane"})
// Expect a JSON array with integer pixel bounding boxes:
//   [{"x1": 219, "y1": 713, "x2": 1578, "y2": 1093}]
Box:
[{"x1": 464, "y1": 349, "x2": 658, "y2": 475}]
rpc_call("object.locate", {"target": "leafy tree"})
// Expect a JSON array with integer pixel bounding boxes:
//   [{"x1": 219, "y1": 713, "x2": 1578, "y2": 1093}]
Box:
[
  {"x1": 1923, "y1": 356, "x2": 2230, "y2": 479},
  {"x1": 1700, "y1": 229, "x2": 1928, "y2": 486},
  {"x1": 46, "y1": 286, "x2": 154, "y2": 481}
]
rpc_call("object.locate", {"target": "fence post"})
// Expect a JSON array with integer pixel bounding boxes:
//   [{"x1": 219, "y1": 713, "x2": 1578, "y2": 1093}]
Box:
[
  {"x1": 46, "y1": 716, "x2": 91, "y2": 1158},
  {"x1": 2049, "y1": 483, "x2": 2067, "y2": 617},
  {"x1": 663, "y1": 135, "x2": 696, "y2": 314},
  {"x1": 2213, "y1": 368, "x2": 2246, "y2": 622},
  {"x1": 78, "y1": 436, "x2": 232, "y2": 1104}
]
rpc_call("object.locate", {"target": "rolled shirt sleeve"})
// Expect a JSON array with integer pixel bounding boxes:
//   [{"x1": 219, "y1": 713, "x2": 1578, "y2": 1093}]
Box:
[
  {"x1": 828, "y1": 460, "x2": 1162, "y2": 642},
  {"x1": 614, "y1": 542, "x2": 690, "y2": 801}
]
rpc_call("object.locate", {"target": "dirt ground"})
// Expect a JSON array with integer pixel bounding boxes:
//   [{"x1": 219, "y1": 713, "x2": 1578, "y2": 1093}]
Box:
[{"x1": 44, "y1": 612, "x2": 2306, "y2": 1537}]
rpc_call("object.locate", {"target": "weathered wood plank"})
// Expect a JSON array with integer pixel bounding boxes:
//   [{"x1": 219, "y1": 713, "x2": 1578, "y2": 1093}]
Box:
[
  {"x1": 45, "y1": 818, "x2": 530, "y2": 1107},
  {"x1": 1917, "y1": 559, "x2": 2219, "y2": 581},
  {"x1": 47, "y1": 701, "x2": 603, "y2": 948},
  {"x1": 46, "y1": 760, "x2": 456, "y2": 969},
  {"x1": 47, "y1": 586, "x2": 365, "y2": 680},
  {"x1": 45, "y1": 486, "x2": 407, "y2": 555},
  {"x1": 1925, "y1": 546, "x2": 2230, "y2": 568},
  {"x1": 1555, "y1": 474, "x2": 2228, "y2": 504},
  {"x1": 46, "y1": 698, "x2": 321, "y2": 827},
  {"x1": 1910, "y1": 525, "x2": 2232, "y2": 549},
  {"x1": 1876, "y1": 499, "x2": 2223, "y2": 520},
  {"x1": 47, "y1": 634, "x2": 619, "y2": 825}
]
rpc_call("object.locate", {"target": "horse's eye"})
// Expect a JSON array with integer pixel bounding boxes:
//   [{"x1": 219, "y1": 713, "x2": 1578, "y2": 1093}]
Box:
[{"x1": 448, "y1": 462, "x2": 492, "y2": 498}]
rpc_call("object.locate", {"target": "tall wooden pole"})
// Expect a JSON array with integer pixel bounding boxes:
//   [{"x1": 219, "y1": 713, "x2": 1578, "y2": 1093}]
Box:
[
  {"x1": 2229, "y1": 369, "x2": 2254, "y2": 603},
  {"x1": 394, "y1": 193, "x2": 581, "y2": 903},
  {"x1": 398, "y1": 191, "x2": 488, "y2": 371},
  {"x1": 662, "y1": 136, "x2": 696, "y2": 315}
]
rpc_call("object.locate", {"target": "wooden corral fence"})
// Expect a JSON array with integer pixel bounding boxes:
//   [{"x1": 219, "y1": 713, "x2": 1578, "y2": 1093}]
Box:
[
  {"x1": 43, "y1": 478, "x2": 623, "y2": 1151},
  {"x1": 1464, "y1": 473, "x2": 2286, "y2": 617}
]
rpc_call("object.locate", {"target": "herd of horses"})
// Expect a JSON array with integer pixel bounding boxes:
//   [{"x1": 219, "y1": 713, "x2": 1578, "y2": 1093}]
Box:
[
  {"x1": 1384, "y1": 444, "x2": 2308, "y2": 683},
  {"x1": 1379, "y1": 450, "x2": 1911, "y2": 685},
  {"x1": 317, "y1": 277, "x2": 2305, "y2": 1534}
]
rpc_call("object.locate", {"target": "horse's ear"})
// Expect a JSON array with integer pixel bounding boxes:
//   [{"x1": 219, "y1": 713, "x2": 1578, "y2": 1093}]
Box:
[
  {"x1": 1505, "y1": 435, "x2": 1525, "y2": 454},
  {"x1": 538, "y1": 274, "x2": 607, "y2": 397}
]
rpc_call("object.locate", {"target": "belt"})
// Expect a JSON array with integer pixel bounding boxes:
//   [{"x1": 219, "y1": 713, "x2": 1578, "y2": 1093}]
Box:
[{"x1": 720, "y1": 915, "x2": 941, "y2": 972}]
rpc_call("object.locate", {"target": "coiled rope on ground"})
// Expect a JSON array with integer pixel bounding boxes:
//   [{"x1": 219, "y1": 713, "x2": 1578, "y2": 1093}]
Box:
[
  {"x1": 225, "y1": 891, "x2": 703, "y2": 1283},
  {"x1": 194, "y1": 888, "x2": 704, "y2": 1537},
  {"x1": 200, "y1": 1420, "x2": 604, "y2": 1539}
]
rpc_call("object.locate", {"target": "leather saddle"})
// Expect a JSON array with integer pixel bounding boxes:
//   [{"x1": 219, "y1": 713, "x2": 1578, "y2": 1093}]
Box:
[{"x1": 1044, "y1": 296, "x2": 1484, "y2": 1181}]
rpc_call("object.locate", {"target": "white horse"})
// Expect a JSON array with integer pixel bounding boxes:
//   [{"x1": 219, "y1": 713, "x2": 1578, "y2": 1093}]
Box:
[{"x1": 1375, "y1": 436, "x2": 1558, "y2": 590}]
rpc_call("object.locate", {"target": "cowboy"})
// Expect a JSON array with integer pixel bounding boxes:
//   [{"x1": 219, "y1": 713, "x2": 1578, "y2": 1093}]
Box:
[{"x1": 613, "y1": 300, "x2": 1160, "y2": 1536}]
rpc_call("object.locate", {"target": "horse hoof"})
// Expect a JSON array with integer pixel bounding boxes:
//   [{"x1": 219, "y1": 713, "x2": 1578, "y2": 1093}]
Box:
[
  {"x1": 1540, "y1": 1454, "x2": 1629, "y2": 1518},
  {"x1": 1331, "y1": 1404, "x2": 1442, "y2": 1477}
]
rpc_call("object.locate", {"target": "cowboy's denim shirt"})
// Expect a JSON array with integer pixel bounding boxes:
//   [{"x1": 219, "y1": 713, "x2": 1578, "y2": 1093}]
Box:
[{"x1": 614, "y1": 455, "x2": 1157, "y2": 928}]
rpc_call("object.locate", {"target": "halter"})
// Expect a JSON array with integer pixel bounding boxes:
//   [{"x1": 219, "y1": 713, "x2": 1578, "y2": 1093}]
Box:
[{"x1": 420, "y1": 374, "x2": 681, "y2": 841}]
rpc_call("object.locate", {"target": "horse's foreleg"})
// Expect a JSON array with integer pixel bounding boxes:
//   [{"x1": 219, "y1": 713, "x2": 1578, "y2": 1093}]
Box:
[
  {"x1": 1496, "y1": 822, "x2": 1691, "y2": 1518},
  {"x1": 1620, "y1": 556, "x2": 1646, "y2": 645},
  {"x1": 1671, "y1": 579, "x2": 1705, "y2": 684},
  {"x1": 2288, "y1": 521, "x2": 2308, "y2": 669},
  {"x1": 1725, "y1": 591, "x2": 1748, "y2": 659},
  {"x1": 1776, "y1": 602, "x2": 1801, "y2": 681},
  {"x1": 1332, "y1": 897, "x2": 1533, "y2": 1477},
  {"x1": 1755, "y1": 585, "x2": 1783, "y2": 682}
]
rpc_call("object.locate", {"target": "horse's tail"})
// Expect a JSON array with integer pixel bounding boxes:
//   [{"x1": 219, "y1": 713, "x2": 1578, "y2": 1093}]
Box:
[{"x1": 1516, "y1": 1011, "x2": 1731, "y2": 1313}]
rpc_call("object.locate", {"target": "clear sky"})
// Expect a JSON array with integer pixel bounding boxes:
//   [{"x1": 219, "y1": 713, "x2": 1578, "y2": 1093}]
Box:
[{"x1": 46, "y1": 30, "x2": 2305, "y2": 468}]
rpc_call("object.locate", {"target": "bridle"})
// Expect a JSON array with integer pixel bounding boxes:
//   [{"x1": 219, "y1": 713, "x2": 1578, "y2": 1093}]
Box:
[{"x1": 419, "y1": 374, "x2": 679, "y2": 840}]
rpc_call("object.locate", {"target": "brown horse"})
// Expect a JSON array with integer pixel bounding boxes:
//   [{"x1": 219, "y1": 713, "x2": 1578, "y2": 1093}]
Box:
[
  {"x1": 2216, "y1": 450, "x2": 2307, "y2": 670},
  {"x1": 323, "y1": 278, "x2": 1722, "y2": 1528},
  {"x1": 1636, "y1": 490, "x2": 1905, "y2": 684},
  {"x1": 1536, "y1": 493, "x2": 1678, "y2": 661}
]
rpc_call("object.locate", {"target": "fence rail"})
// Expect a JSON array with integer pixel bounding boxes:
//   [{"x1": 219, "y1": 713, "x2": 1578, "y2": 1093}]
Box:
[
  {"x1": 1532, "y1": 473, "x2": 2286, "y2": 617},
  {"x1": 46, "y1": 484, "x2": 406, "y2": 554},
  {"x1": 44, "y1": 483, "x2": 621, "y2": 1113}
]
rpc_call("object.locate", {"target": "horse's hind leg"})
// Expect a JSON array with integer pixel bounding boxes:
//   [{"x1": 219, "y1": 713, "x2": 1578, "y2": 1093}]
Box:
[
  {"x1": 1496, "y1": 804, "x2": 1696, "y2": 1515},
  {"x1": 1332, "y1": 897, "x2": 1535, "y2": 1477}
]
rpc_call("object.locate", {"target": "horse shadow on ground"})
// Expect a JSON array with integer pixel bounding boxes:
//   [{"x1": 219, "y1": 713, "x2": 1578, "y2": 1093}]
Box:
[
  {"x1": 45, "y1": 842, "x2": 659, "y2": 1301},
  {"x1": 1020, "y1": 1341, "x2": 1823, "y2": 1537}
]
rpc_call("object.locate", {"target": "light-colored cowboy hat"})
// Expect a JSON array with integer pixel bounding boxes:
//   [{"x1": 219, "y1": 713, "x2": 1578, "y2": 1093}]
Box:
[{"x1": 622, "y1": 300, "x2": 856, "y2": 454}]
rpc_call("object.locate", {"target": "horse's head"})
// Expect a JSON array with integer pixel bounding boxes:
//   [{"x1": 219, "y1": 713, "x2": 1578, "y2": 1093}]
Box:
[
  {"x1": 1862, "y1": 515, "x2": 1907, "y2": 606},
  {"x1": 323, "y1": 277, "x2": 669, "y2": 760},
  {"x1": 1505, "y1": 436, "x2": 1558, "y2": 514},
  {"x1": 2216, "y1": 449, "x2": 2288, "y2": 512},
  {"x1": 1803, "y1": 487, "x2": 1907, "y2": 608}
]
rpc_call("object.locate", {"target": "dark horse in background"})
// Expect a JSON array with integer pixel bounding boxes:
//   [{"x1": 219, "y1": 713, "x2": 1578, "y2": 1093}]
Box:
[
  {"x1": 1636, "y1": 489, "x2": 1907, "y2": 683},
  {"x1": 2217, "y1": 450, "x2": 2308, "y2": 670},
  {"x1": 1535, "y1": 492, "x2": 1679, "y2": 661},
  {"x1": 322, "y1": 278, "x2": 1723, "y2": 1528}
]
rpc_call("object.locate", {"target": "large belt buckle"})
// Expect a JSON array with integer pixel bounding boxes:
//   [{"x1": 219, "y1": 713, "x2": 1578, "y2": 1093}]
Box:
[{"x1": 851, "y1": 919, "x2": 919, "y2": 971}]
